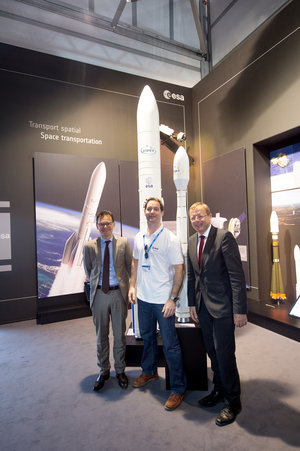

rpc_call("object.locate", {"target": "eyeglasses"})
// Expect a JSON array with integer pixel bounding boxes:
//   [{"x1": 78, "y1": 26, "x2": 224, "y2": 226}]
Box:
[
  {"x1": 190, "y1": 214, "x2": 207, "y2": 222},
  {"x1": 144, "y1": 244, "x2": 149, "y2": 259},
  {"x1": 97, "y1": 222, "x2": 112, "y2": 227}
]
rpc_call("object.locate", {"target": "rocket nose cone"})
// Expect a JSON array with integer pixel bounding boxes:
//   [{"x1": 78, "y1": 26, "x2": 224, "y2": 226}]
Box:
[
  {"x1": 137, "y1": 85, "x2": 159, "y2": 126},
  {"x1": 91, "y1": 161, "x2": 106, "y2": 181},
  {"x1": 173, "y1": 146, "x2": 189, "y2": 171},
  {"x1": 173, "y1": 146, "x2": 189, "y2": 189},
  {"x1": 138, "y1": 85, "x2": 155, "y2": 106},
  {"x1": 270, "y1": 210, "x2": 279, "y2": 233},
  {"x1": 174, "y1": 146, "x2": 188, "y2": 163},
  {"x1": 141, "y1": 85, "x2": 152, "y2": 97}
]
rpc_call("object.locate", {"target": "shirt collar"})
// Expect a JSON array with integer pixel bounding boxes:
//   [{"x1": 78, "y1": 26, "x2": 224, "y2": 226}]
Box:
[
  {"x1": 198, "y1": 224, "x2": 211, "y2": 240},
  {"x1": 100, "y1": 236, "x2": 113, "y2": 245},
  {"x1": 145, "y1": 224, "x2": 164, "y2": 238}
]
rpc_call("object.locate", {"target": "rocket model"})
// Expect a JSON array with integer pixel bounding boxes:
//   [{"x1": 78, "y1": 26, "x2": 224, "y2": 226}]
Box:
[
  {"x1": 270, "y1": 211, "x2": 286, "y2": 301},
  {"x1": 132, "y1": 85, "x2": 162, "y2": 337},
  {"x1": 137, "y1": 85, "x2": 162, "y2": 230},
  {"x1": 211, "y1": 212, "x2": 227, "y2": 229},
  {"x1": 173, "y1": 146, "x2": 190, "y2": 322},
  {"x1": 294, "y1": 245, "x2": 300, "y2": 299},
  {"x1": 49, "y1": 162, "x2": 106, "y2": 296}
]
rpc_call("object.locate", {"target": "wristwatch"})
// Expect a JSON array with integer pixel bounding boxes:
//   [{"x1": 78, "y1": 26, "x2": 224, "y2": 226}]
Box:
[{"x1": 170, "y1": 295, "x2": 179, "y2": 303}]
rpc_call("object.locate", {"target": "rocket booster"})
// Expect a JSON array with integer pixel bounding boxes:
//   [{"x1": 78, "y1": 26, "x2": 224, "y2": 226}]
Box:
[
  {"x1": 137, "y1": 85, "x2": 162, "y2": 230},
  {"x1": 62, "y1": 161, "x2": 107, "y2": 268},
  {"x1": 173, "y1": 146, "x2": 190, "y2": 321},
  {"x1": 174, "y1": 146, "x2": 189, "y2": 247}
]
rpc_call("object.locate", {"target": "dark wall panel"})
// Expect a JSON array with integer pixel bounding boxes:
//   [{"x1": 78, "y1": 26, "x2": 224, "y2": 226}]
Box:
[{"x1": 0, "y1": 43, "x2": 192, "y2": 323}]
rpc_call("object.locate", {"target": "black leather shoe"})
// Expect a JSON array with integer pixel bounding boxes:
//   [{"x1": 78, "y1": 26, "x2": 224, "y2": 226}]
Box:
[
  {"x1": 93, "y1": 372, "x2": 110, "y2": 392},
  {"x1": 198, "y1": 389, "x2": 224, "y2": 407},
  {"x1": 215, "y1": 402, "x2": 242, "y2": 427},
  {"x1": 117, "y1": 372, "x2": 128, "y2": 389}
]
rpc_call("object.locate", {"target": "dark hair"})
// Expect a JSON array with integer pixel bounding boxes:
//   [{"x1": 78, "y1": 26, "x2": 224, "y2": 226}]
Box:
[
  {"x1": 96, "y1": 210, "x2": 114, "y2": 223},
  {"x1": 144, "y1": 197, "x2": 164, "y2": 212}
]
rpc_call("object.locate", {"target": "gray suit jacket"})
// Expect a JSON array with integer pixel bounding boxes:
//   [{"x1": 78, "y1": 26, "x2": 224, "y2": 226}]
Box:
[
  {"x1": 187, "y1": 226, "x2": 247, "y2": 318},
  {"x1": 83, "y1": 234, "x2": 132, "y2": 307}
]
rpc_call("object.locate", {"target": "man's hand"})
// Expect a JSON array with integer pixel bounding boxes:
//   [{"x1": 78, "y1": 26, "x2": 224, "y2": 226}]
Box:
[
  {"x1": 234, "y1": 313, "x2": 247, "y2": 327},
  {"x1": 162, "y1": 299, "x2": 176, "y2": 318},
  {"x1": 128, "y1": 286, "x2": 136, "y2": 304},
  {"x1": 189, "y1": 306, "x2": 199, "y2": 323}
]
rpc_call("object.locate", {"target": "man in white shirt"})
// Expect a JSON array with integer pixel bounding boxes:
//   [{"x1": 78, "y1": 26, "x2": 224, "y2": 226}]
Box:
[{"x1": 129, "y1": 197, "x2": 186, "y2": 411}]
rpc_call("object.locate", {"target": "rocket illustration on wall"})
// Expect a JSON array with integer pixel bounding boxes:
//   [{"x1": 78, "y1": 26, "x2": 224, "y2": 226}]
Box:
[
  {"x1": 49, "y1": 162, "x2": 106, "y2": 296},
  {"x1": 173, "y1": 146, "x2": 190, "y2": 322},
  {"x1": 270, "y1": 210, "x2": 286, "y2": 301},
  {"x1": 294, "y1": 245, "x2": 300, "y2": 299}
]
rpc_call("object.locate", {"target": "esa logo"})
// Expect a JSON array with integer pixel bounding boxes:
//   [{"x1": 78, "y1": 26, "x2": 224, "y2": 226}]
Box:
[
  {"x1": 174, "y1": 166, "x2": 183, "y2": 175},
  {"x1": 140, "y1": 146, "x2": 156, "y2": 155},
  {"x1": 145, "y1": 177, "x2": 153, "y2": 188},
  {"x1": 163, "y1": 90, "x2": 185, "y2": 101}
]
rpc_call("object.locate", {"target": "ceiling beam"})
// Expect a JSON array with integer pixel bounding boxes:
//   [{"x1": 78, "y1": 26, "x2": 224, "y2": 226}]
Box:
[
  {"x1": 12, "y1": 0, "x2": 205, "y2": 60},
  {"x1": 189, "y1": 0, "x2": 207, "y2": 58},
  {"x1": 111, "y1": 0, "x2": 127, "y2": 28},
  {"x1": 0, "y1": 9, "x2": 201, "y2": 72}
]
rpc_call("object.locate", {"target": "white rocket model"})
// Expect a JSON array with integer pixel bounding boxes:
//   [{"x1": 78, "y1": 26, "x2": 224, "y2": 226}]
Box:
[
  {"x1": 270, "y1": 210, "x2": 286, "y2": 301},
  {"x1": 211, "y1": 212, "x2": 227, "y2": 229},
  {"x1": 49, "y1": 162, "x2": 106, "y2": 296},
  {"x1": 173, "y1": 146, "x2": 190, "y2": 322},
  {"x1": 133, "y1": 85, "x2": 162, "y2": 337},
  {"x1": 137, "y1": 85, "x2": 162, "y2": 230},
  {"x1": 294, "y1": 245, "x2": 300, "y2": 299}
]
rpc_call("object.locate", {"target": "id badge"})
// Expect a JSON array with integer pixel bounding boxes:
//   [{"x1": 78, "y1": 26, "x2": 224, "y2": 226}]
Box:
[{"x1": 142, "y1": 265, "x2": 151, "y2": 271}]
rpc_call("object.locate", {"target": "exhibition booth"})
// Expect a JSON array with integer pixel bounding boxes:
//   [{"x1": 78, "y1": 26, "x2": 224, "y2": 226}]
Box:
[{"x1": 0, "y1": 0, "x2": 299, "y2": 342}]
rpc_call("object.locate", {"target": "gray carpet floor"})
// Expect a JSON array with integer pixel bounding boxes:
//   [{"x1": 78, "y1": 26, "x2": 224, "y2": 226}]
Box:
[{"x1": 0, "y1": 315, "x2": 299, "y2": 451}]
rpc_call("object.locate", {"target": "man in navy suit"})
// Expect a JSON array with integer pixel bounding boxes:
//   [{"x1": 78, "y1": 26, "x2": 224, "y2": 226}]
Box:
[{"x1": 187, "y1": 202, "x2": 247, "y2": 427}]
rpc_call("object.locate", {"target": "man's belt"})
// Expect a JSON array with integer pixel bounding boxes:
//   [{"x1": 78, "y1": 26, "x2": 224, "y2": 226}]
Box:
[{"x1": 97, "y1": 285, "x2": 119, "y2": 291}]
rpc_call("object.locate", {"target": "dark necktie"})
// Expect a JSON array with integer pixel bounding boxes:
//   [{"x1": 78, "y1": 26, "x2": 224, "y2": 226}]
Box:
[
  {"x1": 102, "y1": 240, "x2": 110, "y2": 293},
  {"x1": 198, "y1": 235, "x2": 205, "y2": 267}
]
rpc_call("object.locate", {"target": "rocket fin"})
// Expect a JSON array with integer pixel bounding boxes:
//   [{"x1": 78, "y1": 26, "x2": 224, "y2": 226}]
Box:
[{"x1": 62, "y1": 232, "x2": 77, "y2": 265}]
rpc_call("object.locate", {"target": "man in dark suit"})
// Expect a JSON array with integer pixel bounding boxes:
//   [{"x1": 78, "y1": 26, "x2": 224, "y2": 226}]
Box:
[
  {"x1": 187, "y1": 202, "x2": 247, "y2": 426},
  {"x1": 83, "y1": 210, "x2": 132, "y2": 391}
]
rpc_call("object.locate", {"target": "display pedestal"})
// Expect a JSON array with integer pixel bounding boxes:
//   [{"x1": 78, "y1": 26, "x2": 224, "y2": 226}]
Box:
[{"x1": 125, "y1": 323, "x2": 207, "y2": 390}]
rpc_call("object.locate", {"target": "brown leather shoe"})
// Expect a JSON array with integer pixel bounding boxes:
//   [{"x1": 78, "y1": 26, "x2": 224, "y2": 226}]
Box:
[
  {"x1": 164, "y1": 392, "x2": 185, "y2": 411},
  {"x1": 132, "y1": 372, "x2": 158, "y2": 388}
]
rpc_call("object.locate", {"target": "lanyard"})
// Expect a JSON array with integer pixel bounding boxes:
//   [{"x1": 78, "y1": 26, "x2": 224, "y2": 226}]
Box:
[{"x1": 143, "y1": 226, "x2": 164, "y2": 256}]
